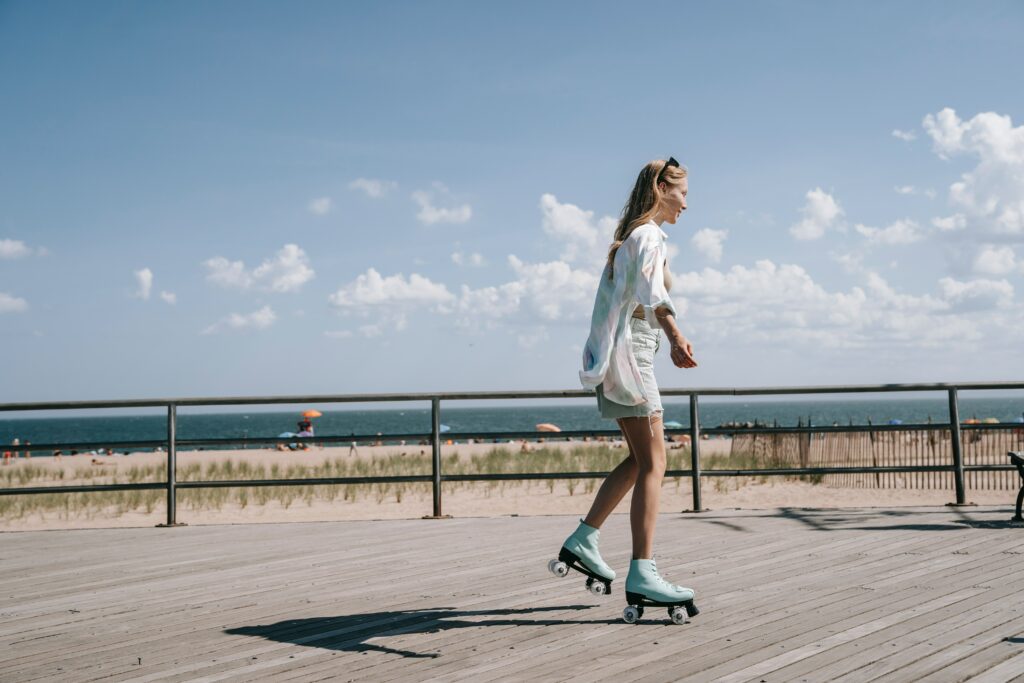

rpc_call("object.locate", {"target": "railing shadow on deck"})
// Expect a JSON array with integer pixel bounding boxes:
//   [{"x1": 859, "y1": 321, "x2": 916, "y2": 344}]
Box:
[
  {"x1": 1, "y1": 381, "x2": 1023, "y2": 526},
  {"x1": 676, "y1": 505, "x2": 1023, "y2": 533}
]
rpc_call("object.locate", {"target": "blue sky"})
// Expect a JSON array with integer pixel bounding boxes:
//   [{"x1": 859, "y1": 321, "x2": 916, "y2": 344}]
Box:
[{"x1": 1, "y1": 1, "x2": 1023, "y2": 403}]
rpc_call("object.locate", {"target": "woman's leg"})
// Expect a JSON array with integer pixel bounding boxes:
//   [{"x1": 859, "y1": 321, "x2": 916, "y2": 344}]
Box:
[
  {"x1": 582, "y1": 419, "x2": 639, "y2": 528},
  {"x1": 621, "y1": 413, "x2": 666, "y2": 559}
]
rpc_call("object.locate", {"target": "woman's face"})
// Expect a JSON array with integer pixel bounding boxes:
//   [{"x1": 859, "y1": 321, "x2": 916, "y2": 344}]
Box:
[{"x1": 658, "y1": 178, "x2": 688, "y2": 224}]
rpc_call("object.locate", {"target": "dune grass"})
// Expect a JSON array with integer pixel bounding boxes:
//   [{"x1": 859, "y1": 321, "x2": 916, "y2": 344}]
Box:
[{"x1": 0, "y1": 443, "x2": 802, "y2": 521}]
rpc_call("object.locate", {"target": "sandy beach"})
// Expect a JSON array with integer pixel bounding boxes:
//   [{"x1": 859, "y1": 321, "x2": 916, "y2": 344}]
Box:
[{"x1": 1, "y1": 440, "x2": 1016, "y2": 532}]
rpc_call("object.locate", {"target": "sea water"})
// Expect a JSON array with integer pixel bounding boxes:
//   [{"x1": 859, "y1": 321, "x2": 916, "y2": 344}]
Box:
[{"x1": 2, "y1": 397, "x2": 1023, "y2": 451}]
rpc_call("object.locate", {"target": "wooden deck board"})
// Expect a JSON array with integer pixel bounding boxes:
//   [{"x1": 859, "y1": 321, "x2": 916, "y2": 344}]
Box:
[{"x1": 2, "y1": 506, "x2": 1023, "y2": 682}]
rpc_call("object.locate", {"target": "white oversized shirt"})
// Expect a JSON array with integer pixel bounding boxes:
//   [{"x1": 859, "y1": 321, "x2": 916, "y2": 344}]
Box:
[{"x1": 579, "y1": 221, "x2": 676, "y2": 406}]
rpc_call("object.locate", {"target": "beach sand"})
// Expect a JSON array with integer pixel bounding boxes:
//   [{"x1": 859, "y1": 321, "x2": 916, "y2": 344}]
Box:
[{"x1": 0, "y1": 440, "x2": 1015, "y2": 531}]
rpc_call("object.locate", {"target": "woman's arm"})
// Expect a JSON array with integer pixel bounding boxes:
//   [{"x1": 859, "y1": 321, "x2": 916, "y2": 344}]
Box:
[{"x1": 654, "y1": 306, "x2": 698, "y2": 369}]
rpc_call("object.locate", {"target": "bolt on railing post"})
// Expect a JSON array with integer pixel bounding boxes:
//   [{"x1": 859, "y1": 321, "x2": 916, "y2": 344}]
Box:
[
  {"x1": 689, "y1": 394, "x2": 703, "y2": 511},
  {"x1": 164, "y1": 403, "x2": 179, "y2": 526},
  {"x1": 431, "y1": 397, "x2": 443, "y2": 517},
  {"x1": 947, "y1": 388, "x2": 967, "y2": 505}
]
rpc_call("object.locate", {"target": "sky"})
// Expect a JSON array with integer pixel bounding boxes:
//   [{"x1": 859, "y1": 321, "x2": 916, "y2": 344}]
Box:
[{"x1": 1, "y1": 1, "x2": 1023, "y2": 405}]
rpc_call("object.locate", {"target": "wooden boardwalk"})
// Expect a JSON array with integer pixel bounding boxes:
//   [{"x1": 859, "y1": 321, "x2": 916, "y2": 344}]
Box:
[{"x1": 3, "y1": 506, "x2": 1024, "y2": 682}]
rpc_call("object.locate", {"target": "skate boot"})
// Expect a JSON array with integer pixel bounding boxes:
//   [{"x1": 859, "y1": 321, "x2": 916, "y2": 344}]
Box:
[
  {"x1": 547, "y1": 520, "x2": 615, "y2": 595},
  {"x1": 622, "y1": 558, "x2": 699, "y2": 625}
]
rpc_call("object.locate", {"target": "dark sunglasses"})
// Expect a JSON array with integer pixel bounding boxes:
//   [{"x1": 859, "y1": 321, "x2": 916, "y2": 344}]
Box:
[{"x1": 656, "y1": 157, "x2": 680, "y2": 185}]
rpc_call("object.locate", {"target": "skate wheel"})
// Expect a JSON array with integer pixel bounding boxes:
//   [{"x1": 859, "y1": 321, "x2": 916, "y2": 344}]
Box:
[
  {"x1": 588, "y1": 580, "x2": 607, "y2": 595},
  {"x1": 670, "y1": 606, "x2": 687, "y2": 625},
  {"x1": 548, "y1": 559, "x2": 569, "y2": 577},
  {"x1": 622, "y1": 606, "x2": 640, "y2": 624}
]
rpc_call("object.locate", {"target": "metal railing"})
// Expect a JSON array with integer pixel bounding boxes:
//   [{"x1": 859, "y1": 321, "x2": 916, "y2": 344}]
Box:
[{"x1": 1, "y1": 381, "x2": 1022, "y2": 526}]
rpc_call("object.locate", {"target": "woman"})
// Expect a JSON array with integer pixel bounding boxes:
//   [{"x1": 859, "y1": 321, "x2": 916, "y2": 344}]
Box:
[{"x1": 551, "y1": 157, "x2": 699, "y2": 624}]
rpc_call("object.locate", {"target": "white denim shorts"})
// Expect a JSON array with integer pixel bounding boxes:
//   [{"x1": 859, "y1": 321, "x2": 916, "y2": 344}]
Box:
[{"x1": 596, "y1": 316, "x2": 663, "y2": 420}]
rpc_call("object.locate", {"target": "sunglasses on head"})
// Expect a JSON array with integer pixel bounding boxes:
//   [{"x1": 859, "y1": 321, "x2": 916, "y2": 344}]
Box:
[{"x1": 656, "y1": 157, "x2": 679, "y2": 185}]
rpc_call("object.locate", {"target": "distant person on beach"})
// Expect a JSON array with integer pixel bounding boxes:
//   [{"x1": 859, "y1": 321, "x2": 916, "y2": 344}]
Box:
[
  {"x1": 4, "y1": 438, "x2": 20, "y2": 464},
  {"x1": 552, "y1": 157, "x2": 700, "y2": 621}
]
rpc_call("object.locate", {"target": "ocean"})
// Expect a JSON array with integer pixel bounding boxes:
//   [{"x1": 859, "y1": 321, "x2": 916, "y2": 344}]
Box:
[{"x1": 2, "y1": 396, "x2": 1023, "y2": 451}]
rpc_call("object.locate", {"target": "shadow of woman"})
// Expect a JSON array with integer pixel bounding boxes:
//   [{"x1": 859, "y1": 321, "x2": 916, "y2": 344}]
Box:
[{"x1": 226, "y1": 605, "x2": 614, "y2": 659}]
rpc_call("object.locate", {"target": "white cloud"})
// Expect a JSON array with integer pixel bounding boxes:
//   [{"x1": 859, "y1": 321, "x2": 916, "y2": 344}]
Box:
[
  {"x1": 159, "y1": 291, "x2": 177, "y2": 305},
  {"x1": 412, "y1": 185, "x2": 472, "y2": 225},
  {"x1": 668, "y1": 261, "x2": 1021, "y2": 350},
  {"x1": 203, "y1": 244, "x2": 314, "y2": 293},
  {"x1": 924, "y1": 188, "x2": 938, "y2": 199},
  {"x1": 252, "y1": 244, "x2": 315, "y2": 293},
  {"x1": 451, "y1": 251, "x2": 486, "y2": 267},
  {"x1": 790, "y1": 188, "x2": 843, "y2": 240},
  {"x1": 830, "y1": 251, "x2": 864, "y2": 274},
  {"x1": 134, "y1": 268, "x2": 153, "y2": 300},
  {"x1": 323, "y1": 330, "x2": 354, "y2": 339},
  {"x1": 202, "y1": 306, "x2": 277, "y2": 334},
  {"x1": 505, "y1": 255, "x2": 598, "y2": 321},
  {"x1": 349, "y1": 178, "x2": 397, "y2": 199},
  {"x1": 894, "y1": 185, "x2": 916, "y2": 195},
  {"x1": 938, "y1": 277, "x2": 1014, "y2": 311},
  {"x1": 539, "y1": 193, "x2": 615, "y2": 265},
  {"x1": 923, "y1": 108, "x2": 1024, "y2": 236},
  {"x1": 457, "y1": 281, "x2": 525, "y2": 319},
  {"x1": 892, "y1": 129, "x2": 917, "y2": 142},
  {"x1": 0, "y1": 239, "x2": 32, "y2": 259},
  {"x1": 691, "y1": 228, "x2": 728, "y2": 263},
  {"x1": 329, "y1": 268, "x2": 455, "y2": 311},
  {"x1": 308, "y1": 197, "x2": 333, "y2": 215},
  {"x1": 972, "y1": 245, "x2": 1017, "y2": 275},
  {"x1": 854, "y1": 219, "x2": 924, "y2": 245},
  {"x1": 0, "y1": 292, "x2": 28, "y2": 313},
  {"x1": 932, "y1": 214, "x2": 967, "y2": 231},
  {"x1": 203, "y1": 257, "x2": 252, "y2": 289}
]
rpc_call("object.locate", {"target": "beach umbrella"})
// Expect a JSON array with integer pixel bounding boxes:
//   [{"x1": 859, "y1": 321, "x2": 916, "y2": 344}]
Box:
[
  {"x1": 302, "y1": 410, "x2": 322, "y2": 418},
  {"x1": 664, "y1": 420, "x2": 685, "y2": 429},
  {"x1": 964, "y1": 418, "x2": 980, "y2": 424},
  {"x1": 536, "y1": 423, "x2": 561, "y2": 432},
  {"x1": 982, "y1": 417, "x2": 1000, "y2": 424},
  {"x1": 440, "y1": 424, "x2": 451, "y2": 433},
  {"x1": 888, "y1": 419, "x2": 903, "y2": 425},
  {"x1": 1014, "y1": 417, "x2": 1024, "y2": 424},
  {"x1": 277, "y1": 432, "x2": 296, "y2": 438}
]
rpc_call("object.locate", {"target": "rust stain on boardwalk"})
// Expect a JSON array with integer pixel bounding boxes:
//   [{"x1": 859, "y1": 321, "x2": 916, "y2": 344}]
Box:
[{"x1": 2, "y1": 507, "x2": 1024, "y2": 682}]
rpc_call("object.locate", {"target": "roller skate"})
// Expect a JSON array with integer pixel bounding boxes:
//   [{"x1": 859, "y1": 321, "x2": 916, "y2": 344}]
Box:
[
  {"x1": 547, "y1": 520, "x2": 615, "y2": 595},
  {"x1": 622, "y1": 558, "x2": 699, "y2": 625}
]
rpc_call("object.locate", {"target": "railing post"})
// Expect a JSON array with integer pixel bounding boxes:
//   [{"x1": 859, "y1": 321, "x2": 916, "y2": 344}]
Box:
[
  {"x1": 430, "y1": 397, "x2": 444, "y2": 517},
  {"x1": 689, "y1": 394, "x2": 704, "y2": 511},
  {"x1": 158, "y1": 403, "x2": 185, "y2": 527},
  {"x1": 947, "y1": 388, "x2": 967, "y2": 505}
]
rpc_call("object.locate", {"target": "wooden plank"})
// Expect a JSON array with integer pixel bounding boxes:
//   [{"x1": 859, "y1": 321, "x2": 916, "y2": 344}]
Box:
[{"x1": 2, "y1": 507, "x2": 1021, "y2": 683}]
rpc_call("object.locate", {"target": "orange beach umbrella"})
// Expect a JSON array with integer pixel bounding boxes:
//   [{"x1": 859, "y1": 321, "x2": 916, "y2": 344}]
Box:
[
  {"x1": 302, "y1": 410, "x2": 323, "y2": 418},
  {"x1": 536, "y1": 423, "x2": 561, "y2": 433}
]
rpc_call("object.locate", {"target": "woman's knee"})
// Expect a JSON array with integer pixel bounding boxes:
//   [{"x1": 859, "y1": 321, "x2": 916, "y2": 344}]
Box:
[{"x1": 635, "y1": 454, "x2": 666, "y2": 476}]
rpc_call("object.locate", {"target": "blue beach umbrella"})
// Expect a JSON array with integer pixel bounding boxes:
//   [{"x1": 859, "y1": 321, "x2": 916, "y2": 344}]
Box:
[
  {"x1": 439, "y1": 424, "x2": 451, "y2": 433},
  {"x1": 664, "y1": 421, "x2": 685, "y2": 429},
  {"x1": 888, "y1": 419, "x2": 903, "y2": 425},
  {"x1": 277, "y1": 432, "x2": 296, "y2": 438}
]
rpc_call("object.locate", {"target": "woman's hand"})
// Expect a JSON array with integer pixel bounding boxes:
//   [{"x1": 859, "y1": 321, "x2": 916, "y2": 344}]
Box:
[{"x1": 669, "y1": 334, "x2": 698, "y2": 369}]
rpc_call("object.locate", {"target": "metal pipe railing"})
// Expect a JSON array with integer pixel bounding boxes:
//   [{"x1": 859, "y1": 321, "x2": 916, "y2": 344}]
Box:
[{"x1": 1, "y1": 381, "x2": 1023, "y2": 525}]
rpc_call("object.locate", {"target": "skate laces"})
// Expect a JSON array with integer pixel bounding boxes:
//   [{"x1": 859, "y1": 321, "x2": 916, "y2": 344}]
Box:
[{"x1": 650, "y1": 559, "x2": 680, "y2": 591}]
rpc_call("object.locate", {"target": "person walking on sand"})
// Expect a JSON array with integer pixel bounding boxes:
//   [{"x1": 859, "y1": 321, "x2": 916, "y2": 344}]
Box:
[{"x1": 549, "y1": 157, "x2": 701, "y2": 624}]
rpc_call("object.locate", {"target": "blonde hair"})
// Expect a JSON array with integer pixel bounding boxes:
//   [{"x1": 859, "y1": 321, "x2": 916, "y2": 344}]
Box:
[{"x1": 606, "y1": 159, "x2": 687, "y2": 280}]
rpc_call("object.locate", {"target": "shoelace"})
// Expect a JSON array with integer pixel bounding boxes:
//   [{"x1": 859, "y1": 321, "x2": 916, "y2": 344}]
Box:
[{"x1": 651, "y1": 560, "x2": 682, "y2": 592}]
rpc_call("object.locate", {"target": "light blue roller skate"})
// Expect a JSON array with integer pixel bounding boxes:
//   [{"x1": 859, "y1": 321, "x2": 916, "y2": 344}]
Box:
[
  {"x1": 548, "y1": 520, "x2": 616, "y2": 595},
  {"x1": 622, "y1": 558, "x2": 699, "y2": 624}
]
